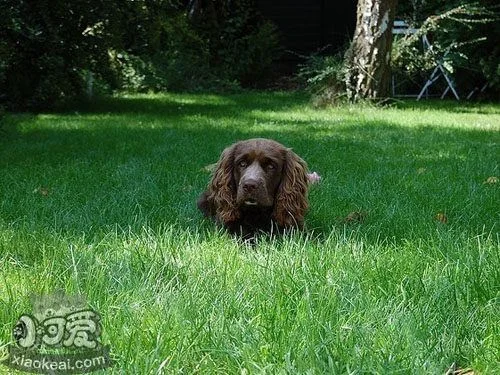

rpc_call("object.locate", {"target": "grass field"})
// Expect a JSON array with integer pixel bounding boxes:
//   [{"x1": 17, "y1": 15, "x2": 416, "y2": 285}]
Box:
[{"x1": 0, "y1": 92, "x2": 499, "y2": 374}]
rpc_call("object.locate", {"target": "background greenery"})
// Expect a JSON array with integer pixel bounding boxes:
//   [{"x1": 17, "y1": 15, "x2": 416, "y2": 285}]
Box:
[
  {"x1": 1, "y1": 1, "x2": 498, "y2": 111},
  {"x1": 0, "y1": 0, "x2": 280, "y2": 110},
  {"x1": 0, "y1": 93, "x2": 499, "y2": 373}
]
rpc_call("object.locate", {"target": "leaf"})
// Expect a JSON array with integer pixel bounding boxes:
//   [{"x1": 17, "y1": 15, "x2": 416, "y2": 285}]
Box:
[
  {"x1": 33, "y1": 186, "x2": 50, "y2": 196},
  {"x1": 435, "y1": 212, "x2": 448, "y2": 224},
  {"x1": 416, "y1": 167, "x2": 427, "y2": 174},
  {"x1": 202, "y1": 163, "x2": 217, "y2": 173},
  {"x1": 483, "y1": 176, "x2": 498, "y2": 185},
  {"x1": 342, "y1": 211, "x2": 368, "y2": 224}
]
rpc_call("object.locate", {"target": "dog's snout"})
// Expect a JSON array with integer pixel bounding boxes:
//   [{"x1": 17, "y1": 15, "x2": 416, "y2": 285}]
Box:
[
  {"x1": 236, "y1": 159, "x2": 274, "y2": 207},
  {"x1": 242, "y1": 179, "x2": 259, "y2": 193},
  {"x1": 240, "y1": 163, "x2": 264, "y2": 192}
]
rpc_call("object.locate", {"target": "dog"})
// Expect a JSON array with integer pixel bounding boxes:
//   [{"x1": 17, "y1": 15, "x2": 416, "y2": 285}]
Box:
[{"x1": 197, "y1": 138, "x2": 311, "y2": 237}]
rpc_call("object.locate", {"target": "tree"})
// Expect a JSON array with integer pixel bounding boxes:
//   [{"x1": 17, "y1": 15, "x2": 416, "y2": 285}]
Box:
[{"x1": 345, "y1": 0, "x2": 398, "y2": 101}]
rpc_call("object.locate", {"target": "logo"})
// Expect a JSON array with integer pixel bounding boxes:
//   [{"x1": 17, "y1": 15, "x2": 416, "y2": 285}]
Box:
[{"x1": 2, "y1": 291, "x2": 113, "y2": 374}]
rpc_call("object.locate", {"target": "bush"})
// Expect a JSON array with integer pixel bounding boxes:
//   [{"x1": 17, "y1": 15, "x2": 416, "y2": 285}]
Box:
[
  {"x1": 0, "y1": 0, "x2": 282, "y2": 109},
  {"x1": 0, "y1": 0, "x2": 114, "y2": 110},
  {"x1": 108, "y1": 6, "x2": 215, "y2": 92},
  {"x1": 102, "y1": 0, "x2": 281, "y2": 93},
  {"x1": 297, "y1": 52, "x2": 348, "y2": 106},
  {"x1": 189, "y1": 0, "x2": 282, "y2": 87},
  {"x1": 218, "y1": 20, "x2": 281, "y2": 85}
]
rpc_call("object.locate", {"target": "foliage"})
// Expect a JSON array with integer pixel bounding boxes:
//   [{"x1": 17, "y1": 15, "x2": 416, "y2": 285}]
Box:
[
  {"x1": 0, "y1": 0, "x2": 281, "y2": 110},
  {"x1": 297, "y1": 52, "x2": 347, "y2": 106},
  {"x1": 189, "y1": 0, "x2": 282, "y2": 86},
  {"x1": 104, "y1": 2, "x2": 214, "y2": 92},
  {"x1": 107, "y1": 14, "x2": 211, "y2": 92},
  {"x1": 0, "y1": 0, "x2": 113, "y2": 109},
  {"x1": 229, "y1": 20, "x2": 281, "y2": 85},
  {"x1": 107, "y1": 0, "x2": 281, "y2": 92},
  {"x1": 393, "y1": 2, "x2": 500, "y2": 97}
]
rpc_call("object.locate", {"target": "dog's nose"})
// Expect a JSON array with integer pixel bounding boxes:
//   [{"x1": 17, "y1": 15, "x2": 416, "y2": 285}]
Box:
[{"x1": 242, "y1": 179, "x2": 259, "y2": 193}]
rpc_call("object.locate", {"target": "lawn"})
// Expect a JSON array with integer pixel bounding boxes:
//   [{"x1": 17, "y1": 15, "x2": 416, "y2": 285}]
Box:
[{"x1": 0, "y1": 92, "x2": 499, "y2": 374}]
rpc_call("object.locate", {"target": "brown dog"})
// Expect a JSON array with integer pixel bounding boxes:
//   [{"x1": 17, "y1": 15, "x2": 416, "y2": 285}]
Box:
[{"x1": 198, "y1": 138, "x2": 310, "y2": 237}]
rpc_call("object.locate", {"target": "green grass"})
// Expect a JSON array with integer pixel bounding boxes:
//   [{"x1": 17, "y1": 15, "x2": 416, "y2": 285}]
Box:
[{"x1": 0, "y1": 92, "x2": 499, "y2": 374}]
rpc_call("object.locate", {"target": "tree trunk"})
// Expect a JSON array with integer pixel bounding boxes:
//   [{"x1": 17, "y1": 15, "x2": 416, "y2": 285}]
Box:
[{"x1": 345, "y1": 0, "x2": 398, "y2": 101}]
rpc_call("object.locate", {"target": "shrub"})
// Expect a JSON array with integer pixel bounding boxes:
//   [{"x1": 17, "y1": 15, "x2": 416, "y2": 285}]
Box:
[
  {"x1": 220, "y1": 20, "x2": 281, "y2": 85},
  {"x1": 297, "y1": 52, "x2": 348, "y2": 106},
  {"x1": 189, "y1": 0, "x2": 282, "y2": 87},
  {"x1": 0, "y1": 0, "x2": 283, "y2": 109},
  {"x1": 0, "y1": 0, "x2": 113, "y2": 110},
  {"x1": 108, "y1": 6, "x2": 214, "y2": 92},
  {"x1": 107, "y1": 0, "x2": 280, "y2": 92}
]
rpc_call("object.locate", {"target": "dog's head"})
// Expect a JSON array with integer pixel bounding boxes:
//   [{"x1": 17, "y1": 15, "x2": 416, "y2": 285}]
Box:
[
  {"x1": 233, "y1": 138, "x2": 285, "y2": 208},
  {"x1": 203, "y1": 138, "x2": 309, "y2": 228}
]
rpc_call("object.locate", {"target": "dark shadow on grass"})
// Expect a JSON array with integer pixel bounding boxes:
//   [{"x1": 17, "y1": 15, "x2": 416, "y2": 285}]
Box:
[
  {"x1": 0, "y1": 93, "x2": 498, "y2": 243},
  {"x1": 59, "y1": 91, "x2": 310, "y2": 117}
]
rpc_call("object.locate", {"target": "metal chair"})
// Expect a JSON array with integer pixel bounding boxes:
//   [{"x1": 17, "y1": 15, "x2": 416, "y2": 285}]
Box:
[{"x1": 392, "y1": 20, "x2": 460, "y2": 100}]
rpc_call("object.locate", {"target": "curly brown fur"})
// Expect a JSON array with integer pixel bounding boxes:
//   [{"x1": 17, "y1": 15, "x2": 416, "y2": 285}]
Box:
[{"x1": 272, "y1": 151, "x2": 309, "y2": 228}]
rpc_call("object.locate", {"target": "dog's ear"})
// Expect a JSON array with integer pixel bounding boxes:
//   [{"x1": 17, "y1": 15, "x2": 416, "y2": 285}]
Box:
[
  {"x1": 204, "y1": 144, "x2": 240, "y2": 224},
  {"x1": 273, "y1": 148, "x2": 309, "y2": 228}
]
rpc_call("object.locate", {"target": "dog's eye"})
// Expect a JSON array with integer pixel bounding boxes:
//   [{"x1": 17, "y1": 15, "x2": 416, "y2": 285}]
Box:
[
  {"x1": 237, "y1": 160, "x2": 248, "y2": 168},
  {"x1": 266, "y1": 163, "x2": 276, "y2": 171}
]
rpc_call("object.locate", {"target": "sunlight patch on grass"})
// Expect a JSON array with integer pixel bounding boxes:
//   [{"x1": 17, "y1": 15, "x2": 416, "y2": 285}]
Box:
[{"x1": 248, "y1": 103, "x2": 500, "y2": 133}]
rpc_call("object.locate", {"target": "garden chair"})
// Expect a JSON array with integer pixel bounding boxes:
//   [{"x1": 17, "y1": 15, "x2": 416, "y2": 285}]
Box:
[{"x1": 392, "y1": 20, "x2": 460, "y2": 100}]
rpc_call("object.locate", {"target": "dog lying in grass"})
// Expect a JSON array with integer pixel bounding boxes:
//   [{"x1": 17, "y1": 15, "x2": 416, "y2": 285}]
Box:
[{"x1": 198, "y1": 138, "x2": 319, "y2": 238}]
